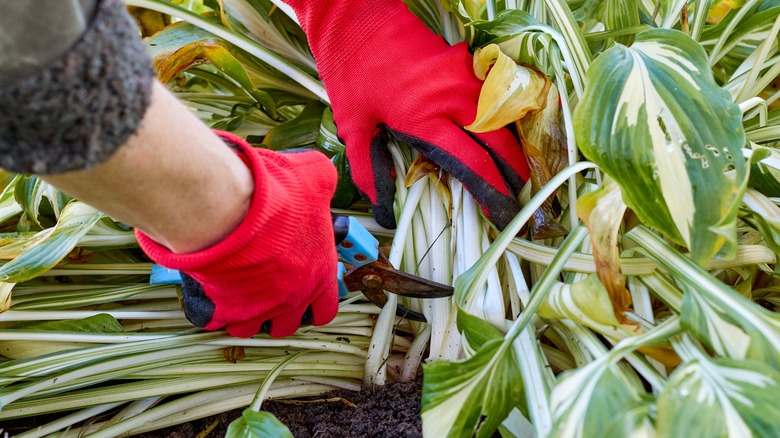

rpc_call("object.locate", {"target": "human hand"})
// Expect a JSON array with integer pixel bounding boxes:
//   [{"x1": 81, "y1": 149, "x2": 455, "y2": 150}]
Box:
[
  {"x1": 136, "y1": 132, "x2": 339, "y2": 338},
  {"x1": 285, "y1": 0, "x2": 530, "y2": 229}
]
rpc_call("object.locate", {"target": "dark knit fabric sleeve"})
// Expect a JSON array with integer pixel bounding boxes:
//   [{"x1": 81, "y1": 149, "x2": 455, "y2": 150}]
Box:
[{"x1": 0, "y1": 0, "x2": 155, "y2": 174}]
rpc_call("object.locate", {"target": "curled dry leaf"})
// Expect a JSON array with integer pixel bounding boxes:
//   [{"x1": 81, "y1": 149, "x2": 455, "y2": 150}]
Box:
[
  {"x1": 519, "y1": 83, "x2": 569, "y2": 240},
  {"x1": 405, "y1": 154, "x2": 451, "y2": 211},
  {"x1": 223, "y1": 345, "x2": 247, "y2": 363},
  {"x1": 576, "y1": 181, "x2": 634, "y2": 326},
  {"x1": 127, "y1": 7, "x2": 171, "y2": 37},
  {"x1": 468, "y1": 44, "x2": 566, "y2": 238},
  {"x1": 466, "y1": 44, "x2": 550, "y2": 133}
]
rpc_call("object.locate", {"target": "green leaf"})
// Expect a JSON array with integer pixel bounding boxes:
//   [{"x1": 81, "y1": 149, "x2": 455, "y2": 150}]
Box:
[
  {"x1": 219, "y1": 0, "x2": 314, "y2": 70},
  {"x1": 0, "y1": 202, "x2": 103, "y2": 282},
  {"x1": 317, "y1": 108, "x2": 360, "y2": 209},
  {"x1": 628, "y1": 226, "x2": 780, "y2": 368},
  {"x1": 549, "y1": 359, "x2": 645, "y2": 438},
  {"x1": 657, "y1": 338, "x2": 780, "y2": 438},
  {"x1": 471, "y1": 10, "x2": 567, "y2": 82},
  {"x1": 537, "y1": 275, "x2": 621, "y2": 328},
  {"x1": 600, "y1": 401, "x2": 656, "y2": 438},
  {"x1": 226, "y1": 409, "x2": 293, "y2": 438},
  {"x1": 0, "y1": 176, "x2": 21, "y2": 225},
  {"x1": 574, "y1": 28, "x2": 748, "y2": 265},
  {"x1": 457, "y1": 308, "x2": 504, "y2": 350},
  {"x1": 403, "y1": 0, "x2": 445, "y2": 35},
  {"x1": 422, "y1": 338, "x2": 523, "y2": 438},
  {"x1": 262, "y1": 101, "x2": 325, "y2": 151},
  {"x1": 13, "y1": 176, "x2": 70, "y2": 228},
  {"x1": 604, "y1": 0, "x2": 640, "y2": 46}
]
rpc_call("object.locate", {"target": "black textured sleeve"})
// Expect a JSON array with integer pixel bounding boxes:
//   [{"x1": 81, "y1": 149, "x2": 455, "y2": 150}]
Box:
[{"x1": 0, "y1": 0, "x2": 156, "y2": 174}]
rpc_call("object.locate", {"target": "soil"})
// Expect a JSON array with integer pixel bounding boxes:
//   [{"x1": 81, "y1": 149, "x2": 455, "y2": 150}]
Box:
[{"x1": 3, "y1": 380, "x2": 423, "y2": 438}]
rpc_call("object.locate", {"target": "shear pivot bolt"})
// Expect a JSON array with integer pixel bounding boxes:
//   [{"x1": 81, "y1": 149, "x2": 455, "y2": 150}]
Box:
[{"x1": 363, "y1": 274, "x2": 383, "y2": 289}]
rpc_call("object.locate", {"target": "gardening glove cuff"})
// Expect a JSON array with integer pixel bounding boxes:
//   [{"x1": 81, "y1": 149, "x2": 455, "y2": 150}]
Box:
[
  {"x1": 283, "y1": 0, "x2": 530, "y2": 230},
  {"x1": 136, "y1": 131, "x2": 340, "y2": 338},
  {"x1": 0, "y1": 0, "x2": 154, "y2": 174}
]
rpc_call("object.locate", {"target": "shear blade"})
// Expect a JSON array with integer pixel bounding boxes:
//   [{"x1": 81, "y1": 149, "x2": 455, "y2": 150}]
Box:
[{"x1": 343, "y1": 255, "x2": 453, "y2": 323}]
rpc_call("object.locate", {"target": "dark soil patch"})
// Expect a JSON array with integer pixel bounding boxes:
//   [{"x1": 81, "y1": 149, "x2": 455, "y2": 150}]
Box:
[
  {"x1": 4, "y1": 380, "x2": 422, "y2": 438},
  {"x1": 263, "y1": 380, "x2": 423, "y2": 438}
]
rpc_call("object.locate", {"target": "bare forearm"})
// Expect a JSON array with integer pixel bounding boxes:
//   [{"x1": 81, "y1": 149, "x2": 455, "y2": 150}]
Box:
[
  {"x1": 0, "y1": 0, "x2": 253, "y2": 254},
  {"x1": 42, "y1": 82, "x2": 254, "y2": 254}
]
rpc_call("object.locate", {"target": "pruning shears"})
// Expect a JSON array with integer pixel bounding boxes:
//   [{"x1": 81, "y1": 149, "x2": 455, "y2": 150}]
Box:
[{"x1": 150, "y1": 215, "x2": 453, "y2": 323}]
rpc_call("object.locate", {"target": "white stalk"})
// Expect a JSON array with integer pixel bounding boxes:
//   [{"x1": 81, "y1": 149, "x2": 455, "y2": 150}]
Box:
[
  {"x1": 364, "y1": 178, "x2": 426, "y2": 386},
  {"x1": 14, "y1": 403, "x2": 124, "y2": 438}
]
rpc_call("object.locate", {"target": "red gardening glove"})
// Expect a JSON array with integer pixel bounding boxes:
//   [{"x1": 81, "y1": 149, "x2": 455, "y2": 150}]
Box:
[
  {"x1": 136, "y1": 132, "x2": 339, "y2": 338},
  {"x1": 285, "y1": 0, "x2": 530, "y2": 230}
]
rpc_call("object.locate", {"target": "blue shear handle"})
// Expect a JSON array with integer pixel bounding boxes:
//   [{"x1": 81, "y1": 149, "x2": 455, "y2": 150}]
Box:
[
  {"x1": 334, "y1": 216, "x2": 379, "y2": 267},
  {"x1": 150, "y1": 264, "x2": 183, "y2": 285}
]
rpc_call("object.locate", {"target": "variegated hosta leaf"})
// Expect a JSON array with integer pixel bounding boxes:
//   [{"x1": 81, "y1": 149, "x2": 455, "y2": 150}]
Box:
[
  {"x1": 0, "y1": 281, "x2": 13, "y2": 313},
  {"x1": 471, "y1": 10, "x2": 562, "y2": 79},
  {"x1": 657, "y1": 340, "x2": 780, "y2": 438},
  {"x1": 576, "y1": 181, "x2": 632, "y2": 322},
  {"x1": 466, "y1": 44, "x2": 550, "y2": 133},
  {"x1": 0, "y1": 203, "x2": 103, "y2": 283},
  {"x1": 14, "y1": 175, "x2": 70, "y2": 228},
  {"x1": 659, "y1": 0, "x2": 689, "y2": 28},
  {"x1": 601, "y1": 402, "x2": 656, "y2": 438},
  {"x1": 628, "y1": 226, "x2": 780, "y2": 368},
  {"x1": 422, "y1": 336, "x2": 523, "y2": 438},
  {"x1": 680, "y1": 282, "x2": 780, "y2": 368},
  {"x1": 740, "y1": 189, "x2": 780, "y2": 255},
  {"x1": 219, "y1": 0, "x2": 314, "y2": 70},
  {"x1": 574, "y1": 29, "x2": 748, "y2": 266},
  {"x1": 549, "y1": 359, "x2": 646, "y2": 438},
  {"x1": 537, "y1": 275, "x2": 679, "y2": 366},
  {"x1": 604, "y1": 0, "x2": 639, "y2": 45},
  {"x1": 442, "y1": 0, "x2": 483, "y2": 22},
  {"x1": 538, "y1": 275, "x2": 624, "y2": 329},
  {"x1": 748, "y1": 146, "x2": 780, "y2": 197},
  {"x1": 0, "y1": 176, "x2": 21, "y2": 226}
]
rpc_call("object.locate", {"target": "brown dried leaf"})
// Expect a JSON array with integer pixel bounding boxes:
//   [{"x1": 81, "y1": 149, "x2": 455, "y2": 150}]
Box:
[
  {"x1": 223, "y1": 345, "x2": 246, "y2": 363},
  {"x1": 576, "y1": 181, "x2": 634, "y2": 325},
  {"x1": 519, "y1": 84, "x2": 569, "y2": 240},
  {"x1": 127, "y1": 7, "x2": 171, "y2": 37},
  {"x1": 405, "y1": 154, "x2": 451, "y2": 210}
]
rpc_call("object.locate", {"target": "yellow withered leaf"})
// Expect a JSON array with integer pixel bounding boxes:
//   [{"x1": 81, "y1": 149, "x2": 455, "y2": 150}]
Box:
[
  {"x1": 0, "y1": 282, "x2": 12, "y2": 313},
  {"x1": 466, "y1": 44, "x2": 550, "y2": 133},
  {"x1": 576, "y1": 181, "x2": 634, "y2": 326},
  {"x1": 405, "y1": 155, "x2": 451, "y2": 210},
  {"x1": 707, "y1": 0, "x2": 747, "y2": 24}
]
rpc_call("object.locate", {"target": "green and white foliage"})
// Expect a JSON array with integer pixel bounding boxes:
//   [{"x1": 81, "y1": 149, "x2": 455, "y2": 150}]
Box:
[
  {"x1": 657, "y1": 335, "x2": 780, "y2": 438},
  {"x1": 574, "y1": 28, "x2": 748, "y2": 265}
]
